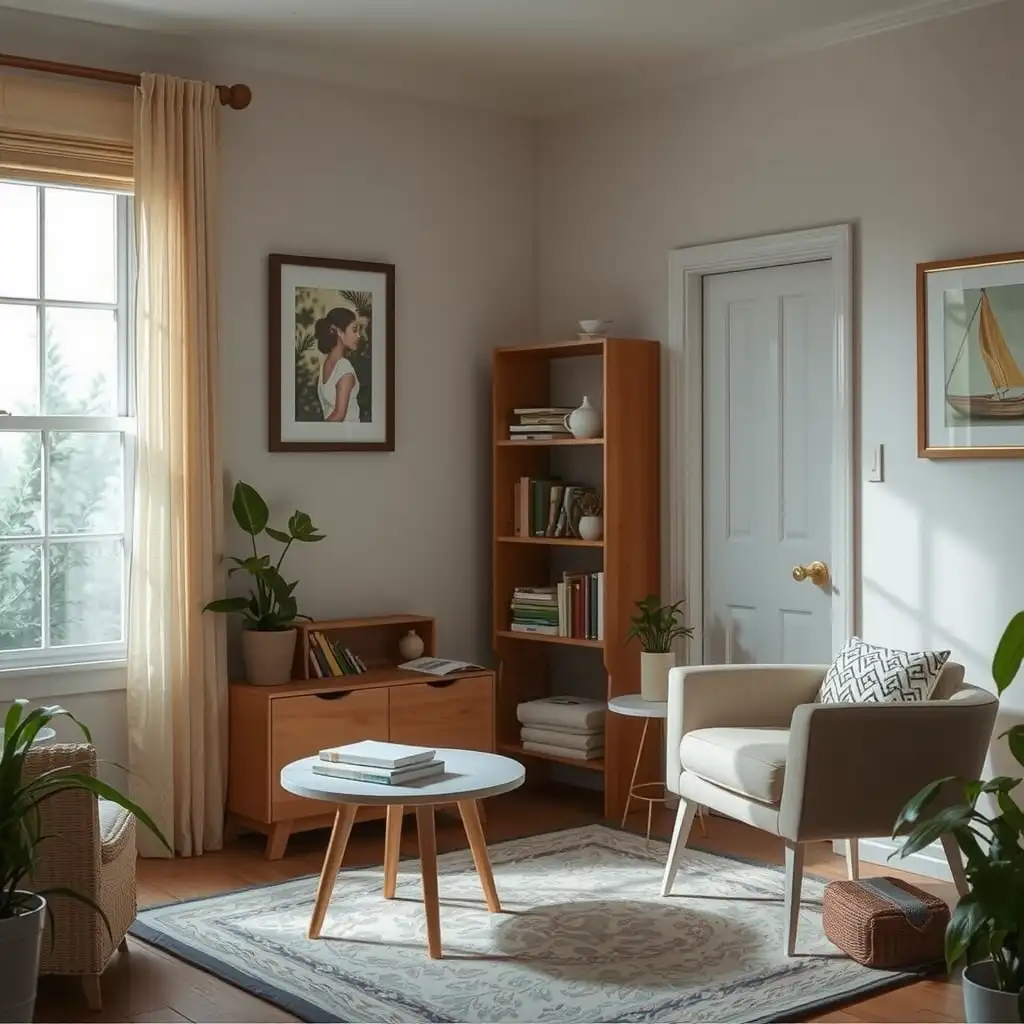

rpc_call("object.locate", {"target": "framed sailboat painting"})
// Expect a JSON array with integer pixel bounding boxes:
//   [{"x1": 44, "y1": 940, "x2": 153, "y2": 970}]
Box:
[{"x1": 918, "y1": 250, "x2": 1024, "y2": 458}]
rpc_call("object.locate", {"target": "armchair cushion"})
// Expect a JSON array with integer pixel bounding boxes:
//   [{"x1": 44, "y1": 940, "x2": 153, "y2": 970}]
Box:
[
  {"x1": 680, "y1": 727, "x2": 789, "y2": 804},
  {"x1": 818, "y1": 636, "x2": 949, "y2": 704},
  {"x1": 98, "y1": 800, "x2": 133, "y2": 864}
]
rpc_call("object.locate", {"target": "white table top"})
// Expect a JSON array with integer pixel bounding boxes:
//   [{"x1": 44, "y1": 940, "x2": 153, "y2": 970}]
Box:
[
  {"x1": 608, "y1": 694, "x2": 668, "y2": 719},
  {"x1": 280, "y1": 748, "x2": 526, "y2": 807}
]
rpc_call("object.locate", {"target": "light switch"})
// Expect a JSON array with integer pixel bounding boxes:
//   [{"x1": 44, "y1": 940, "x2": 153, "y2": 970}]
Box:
[{"x1": 868, "y1": 444, "x2": 884, "y2": 483}]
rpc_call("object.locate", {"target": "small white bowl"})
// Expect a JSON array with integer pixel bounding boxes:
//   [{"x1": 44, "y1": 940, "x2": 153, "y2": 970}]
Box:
[{"x1": 578, "y1": 319, "x2": 610, "y2": 335}]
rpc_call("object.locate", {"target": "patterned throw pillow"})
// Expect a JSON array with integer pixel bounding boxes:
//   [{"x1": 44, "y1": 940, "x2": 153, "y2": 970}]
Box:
[{"x1": 818, "y1": 637, "x2": 951, "y2": 704}]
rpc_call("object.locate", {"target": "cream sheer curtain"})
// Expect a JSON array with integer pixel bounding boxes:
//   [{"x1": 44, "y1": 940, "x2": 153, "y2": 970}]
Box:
[{"x1": 127, "y1": 73, "x2": 227, "y2": 858}]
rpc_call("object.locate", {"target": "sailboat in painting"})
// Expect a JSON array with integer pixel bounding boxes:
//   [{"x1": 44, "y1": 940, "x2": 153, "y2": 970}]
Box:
[{"x1": 946, "y1": 289, "x2": 1024, "y2": 419}]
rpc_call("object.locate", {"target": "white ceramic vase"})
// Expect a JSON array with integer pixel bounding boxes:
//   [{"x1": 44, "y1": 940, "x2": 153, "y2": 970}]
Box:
[
  {"x1": 578, "y1": 515, "x2": 603, "y2": 541},
  {"x1": 0, "y1": 893, "x2": 45, "y2": 1023},
  {"x1": 242, "y1": 627, "x2": 297, "y2": 686},
  {"x1": 563, "y1": 396, "x2": 602, "y2": 439},
  {"x1": 962, "y1": 962, "x2": 1021, "y2": 1023},
  {"x1": 640, "y1": 651, "x2": 675, "y2": 702},
  {"x1": 399, "y1": 629, "x2": 424, "y2": 661}
]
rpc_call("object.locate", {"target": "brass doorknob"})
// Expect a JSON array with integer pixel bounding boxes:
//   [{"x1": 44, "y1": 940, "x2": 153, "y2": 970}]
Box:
[{"x1": 792, "y1": 560, "x2": 830, "y2": 585}]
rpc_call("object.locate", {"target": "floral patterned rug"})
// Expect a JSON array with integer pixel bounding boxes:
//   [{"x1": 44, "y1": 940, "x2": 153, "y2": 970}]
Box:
[{"x1": 131, "y1": 824, "x2": 920, "y2": 1023}]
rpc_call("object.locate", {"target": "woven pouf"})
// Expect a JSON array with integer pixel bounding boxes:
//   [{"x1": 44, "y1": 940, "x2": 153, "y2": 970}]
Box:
[{"x1": 823, "y1": 876, "x2": 950, "y2": 969}]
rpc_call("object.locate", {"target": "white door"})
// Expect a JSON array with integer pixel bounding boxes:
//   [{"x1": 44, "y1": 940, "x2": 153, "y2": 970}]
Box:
[{"x1": 704, "y1": 260, "x2": 835, "y2": 665}]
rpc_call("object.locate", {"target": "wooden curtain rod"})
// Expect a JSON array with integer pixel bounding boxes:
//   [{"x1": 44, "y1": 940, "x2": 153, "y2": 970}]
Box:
[{"x1": 0, "y1": 52, "x2": 252, "y2": 109}]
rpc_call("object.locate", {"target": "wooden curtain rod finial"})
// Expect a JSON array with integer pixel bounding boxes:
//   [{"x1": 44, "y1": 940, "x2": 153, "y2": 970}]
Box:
[{"x1": 218, "y1": 83, "x2": 252, "y2": 110}]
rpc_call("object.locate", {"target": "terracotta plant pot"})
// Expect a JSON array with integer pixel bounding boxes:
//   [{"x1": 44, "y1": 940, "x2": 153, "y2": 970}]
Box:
[
  {"x1": 242, "y1": 628, "x2": 297, "y2": 686},
  {"x1": 640, "y1": 651, "x2": 675, "y2": 702},
  {"x1": 0, "y1": 892, "x2": 45, "y2": 1023},
  {"x1": 963, "y1": 961, "x2": 1021, "y2": 1023}
]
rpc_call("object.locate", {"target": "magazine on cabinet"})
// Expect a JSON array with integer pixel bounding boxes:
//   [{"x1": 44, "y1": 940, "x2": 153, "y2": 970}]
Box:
[{"x1": 398, "y1": 656, "x2": 484, "y2": 676}]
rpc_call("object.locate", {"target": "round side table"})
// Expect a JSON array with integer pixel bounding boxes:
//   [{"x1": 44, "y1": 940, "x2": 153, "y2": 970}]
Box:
[{"x1": 608, "y1": 694, "x2": 705, "y2": 845}]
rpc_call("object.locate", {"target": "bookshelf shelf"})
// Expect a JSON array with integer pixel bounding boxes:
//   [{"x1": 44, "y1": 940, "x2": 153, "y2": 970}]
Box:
[
  {"x1": 497, "y1": 535, "x2": 603, "y2": 548},
  {"x1": 497, "y1": 437, "x2": 604, "y2": 447},
  {"x1": 497, "y1": 741, "x2": 605, "y2": 773},
  {"x1": 496, "y1": 629, "x2": 604, "y2": 649}
]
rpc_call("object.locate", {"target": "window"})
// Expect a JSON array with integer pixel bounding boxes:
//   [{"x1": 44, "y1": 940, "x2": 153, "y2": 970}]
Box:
[{"x1": 0, "y1": 179, "x2": 133, "y2": 670}]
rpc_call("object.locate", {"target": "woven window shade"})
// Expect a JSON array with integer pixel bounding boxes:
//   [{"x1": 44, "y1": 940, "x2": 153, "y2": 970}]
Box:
[{"x1": 0, "y1": 72, "x2": 133, "y2": 189}]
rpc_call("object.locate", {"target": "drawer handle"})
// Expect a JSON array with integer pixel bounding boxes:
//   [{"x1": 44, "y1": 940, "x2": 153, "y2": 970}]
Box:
[
  {"x1": 426, "y1": 679, "x2": 459, "y2": 689},
  {"x1": 313, "y1": 691, "x2": 351, "y2": 701}
]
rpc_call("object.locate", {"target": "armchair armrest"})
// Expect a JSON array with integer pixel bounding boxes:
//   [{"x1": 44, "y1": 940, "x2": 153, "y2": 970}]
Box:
[
  {"x1": 665, "y1": 664, "x2": 827, "y2": 795},
  {"x1": 778, "y1": 685, "x2": 999, "y2": 842}
]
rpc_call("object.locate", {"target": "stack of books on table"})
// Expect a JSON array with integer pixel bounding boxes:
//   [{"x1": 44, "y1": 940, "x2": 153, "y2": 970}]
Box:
[
  {"x1": 508, "y1": 407, "x2": 573, "y2": 441},
  {"x1": 516, "y1": 696, "x2": 605, "y2": 761},
  {"x1": 312, "y1": 740, "x2": 444, "y2": 785}
]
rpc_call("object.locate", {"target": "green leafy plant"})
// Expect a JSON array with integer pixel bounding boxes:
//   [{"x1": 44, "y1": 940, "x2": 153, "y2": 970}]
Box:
[
  {"x1": 893, "y1": 611, "x2": 1024, "y2": 1006},
  {"x1": 204, "y1": 482, "x2": 325, "y2": 631},
  {"x1": 1, "y1": 701, "x2": 169, "y2": 922},
  {"x1": 626, "y1": 595, "x2": 694, "y2": 654}
]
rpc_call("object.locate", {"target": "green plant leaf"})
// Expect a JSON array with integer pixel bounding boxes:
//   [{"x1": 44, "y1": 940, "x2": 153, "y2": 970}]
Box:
[
  {"x1": 265, "y1": 527, "x2": 291, "y2": 544},
  {"x1": 945, "y1": 895, "x2": 984, "y2": 970},
  {"x1": 231, "y1": 481, "x2": 269, "y2": 536},
  {"x1": 897, "y1": 803, "x2": 975, "y2": 858},
  {"x1": 993, "y1": 611, "x2": 1024, "y2": 694},
  {"x1": 892, "y1": 777, "x2": 954, "y2": 835},
  {"x1": 203, "y1": 597, "x2": 251, "y2": 614},
  {"x1": 1000, "y1": 725, "x2": 1024, "y2": 771}
]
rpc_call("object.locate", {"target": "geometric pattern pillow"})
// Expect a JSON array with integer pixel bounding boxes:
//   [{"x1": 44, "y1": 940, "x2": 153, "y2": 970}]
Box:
[{"x1": 818, "y1": 636, "x2": 951, "y2": 704}]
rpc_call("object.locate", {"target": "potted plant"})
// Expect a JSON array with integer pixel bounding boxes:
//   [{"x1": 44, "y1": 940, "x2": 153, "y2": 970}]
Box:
[
  {"x1": 0, "y1": 700, "x2": 168, "y2": 1022},
  {"x1": 204, "y1": 481, "x2": 325, "y2": 686},
  {"x1": 577, "y1": 491, "x2": 603, "y2": 541},
  {"x1": 893, "y1": 611, "x2": 1024, "y2": 1024},
  {"x1": 626, "y1": 595, "x2": 694, "y2": 702}
]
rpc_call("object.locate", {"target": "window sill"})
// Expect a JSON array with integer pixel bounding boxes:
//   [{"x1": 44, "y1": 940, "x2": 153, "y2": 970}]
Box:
[{"x1": 0, "y1": 660, "x2": 127, "y2": 701}]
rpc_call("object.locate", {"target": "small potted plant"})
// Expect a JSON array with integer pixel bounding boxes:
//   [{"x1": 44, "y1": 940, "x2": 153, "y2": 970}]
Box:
[
  {"x1": 577, "y1": 491, "x2": 603, "y2": 541},
  {"x1": 0, "y1": 701, "x2": 168, "y2": 1021},
  {"x1": 893, "y1": 611, "x2": 1024, "y2": 1024},
  {"x1": 205, "y1": 481, "x2": 325, "y2": 686},
  {"x1": 626, "y1": 595, "x2": 694, "y2": 702}
]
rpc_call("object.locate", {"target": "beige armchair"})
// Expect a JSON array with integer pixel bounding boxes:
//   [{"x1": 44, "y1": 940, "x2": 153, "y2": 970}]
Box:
[
  {"x1": 661, "y1": 662, "x2": 998, "y2": 955},
  {"x1": 23, "y1": 743, "x2": 137, "y2": 1011}
]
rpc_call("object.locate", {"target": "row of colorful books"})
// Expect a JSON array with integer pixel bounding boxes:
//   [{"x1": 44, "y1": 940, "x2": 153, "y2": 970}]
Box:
[
  {"x1": 509, "y1": 572, "x2": 604, "y2": 640},
  {"x1": 312, "y1": 740, "x2": 444, "y2": 785},
  {"x1": 507, "y1": 406, "x2": 573, "y2": 441},
  {"x1": 307, "y1": 630, "x2": 368, "y2": 678},
  {"x1": 513, "y1": 478, "x2": 599, "y2": 538}
]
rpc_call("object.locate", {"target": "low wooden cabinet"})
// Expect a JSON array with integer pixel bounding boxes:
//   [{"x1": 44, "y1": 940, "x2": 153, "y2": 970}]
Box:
[{"x1": 228, "y1": 663, "x2": 495, "y2": 859}]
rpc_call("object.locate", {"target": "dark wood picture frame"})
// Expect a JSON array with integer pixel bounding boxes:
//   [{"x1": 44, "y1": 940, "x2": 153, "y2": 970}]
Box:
[{"x1": 269, "y1": 253, "x2": 395, "y2": 452}]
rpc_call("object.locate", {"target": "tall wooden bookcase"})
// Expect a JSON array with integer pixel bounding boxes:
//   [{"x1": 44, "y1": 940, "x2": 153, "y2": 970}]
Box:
[{"x1": 492, "y1": 337, "x2": 660, "y2": 823}]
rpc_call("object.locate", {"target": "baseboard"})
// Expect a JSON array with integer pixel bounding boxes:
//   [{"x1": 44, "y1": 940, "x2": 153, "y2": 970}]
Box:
[{"x1": 834, "y1": 837, "x2": 953, "y2": 881}]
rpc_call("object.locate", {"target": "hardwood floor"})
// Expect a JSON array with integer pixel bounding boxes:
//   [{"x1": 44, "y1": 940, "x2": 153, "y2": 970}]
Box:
[{"x1": 34, "y1": 787, "x2": 963, "y2": 1023}]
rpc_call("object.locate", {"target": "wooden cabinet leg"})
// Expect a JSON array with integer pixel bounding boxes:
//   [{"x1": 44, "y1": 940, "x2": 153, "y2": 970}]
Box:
[
  {"x1": 416, "y1": 805, "x2": 442, "y2": 959},
  {"x1": 266, "y1": 821, "x2": 293, "y2": 861},
  {"x1": 458, "y1": 799, "x2": 500, "y2": 912},
  {"x1": 82, "y1": 975, "x2": 102, "y2": 1012},
  {"x1": 308, "y1": 805, "x2": 359, "y2": 939},
  {"x1": 383, "y1": 804, "x2": 404, "y2": 899}
]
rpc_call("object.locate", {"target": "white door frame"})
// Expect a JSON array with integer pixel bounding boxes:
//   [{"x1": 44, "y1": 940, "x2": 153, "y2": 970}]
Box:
[{"x1": 667, "y1": 224, "x2": 855, "y2": 663}]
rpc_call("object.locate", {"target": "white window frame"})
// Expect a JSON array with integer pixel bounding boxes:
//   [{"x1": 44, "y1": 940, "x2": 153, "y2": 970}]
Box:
[{"x1": 0, "y1": 179, "x2": 135, "y2": 675}]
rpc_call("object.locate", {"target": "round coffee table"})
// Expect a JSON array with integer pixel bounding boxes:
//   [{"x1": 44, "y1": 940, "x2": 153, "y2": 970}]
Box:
[{"x1": 280, "y1": 748, "x2": 525, "y2": 959}]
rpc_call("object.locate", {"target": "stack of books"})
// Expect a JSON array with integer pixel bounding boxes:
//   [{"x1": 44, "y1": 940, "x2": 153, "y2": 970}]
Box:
[
  {"x1": 512, "y1": 478, "x2": 600, "y2": 538},
  {"x1": 510, "y1": 585, "x2": 559, "y2": 635},
  {"x1": 509, "y1": 574, "x2": 604, "y2": 640},
  {"x1": 516, "y1": 696, "x2": 605, "y2": 761},
  {"x1": 312, "y1": 740, "x2": 444, "y2": 785},
  {"x1": 307, "y1": 630, "x2": 367, "y2": 678},
  {"x1": 508, "y1": 406, "x2": 573, "y2": 441}
]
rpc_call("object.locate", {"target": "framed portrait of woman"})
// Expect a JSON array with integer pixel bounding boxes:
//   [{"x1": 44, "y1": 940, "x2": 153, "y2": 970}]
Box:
[{"x1": 268, "y1": 253, "x2": 395, "y2": 451}]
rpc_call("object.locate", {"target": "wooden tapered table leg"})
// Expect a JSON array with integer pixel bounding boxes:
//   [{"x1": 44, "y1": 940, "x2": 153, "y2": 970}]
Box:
[
  {"x1": 415, "y1": 805, "x2": 442, "y2": 959},
  {"x1": 458, "y1": 799, "x2": 500, "y2": 912},
  {"x1": 308, "y1": 804, "x2": 359, "y2": 939},
  {"x1": 383, "y1": 804, "x2": 404, "y2": 899}
]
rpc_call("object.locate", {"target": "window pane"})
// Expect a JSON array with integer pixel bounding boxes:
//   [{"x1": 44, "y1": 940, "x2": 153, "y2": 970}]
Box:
[
  {"x1": 48, "y1": 432, "x2": 123, "y2": 535},
  {"x1": 0, "y1": 432, "x2": 42, "y2": 536},
  {"x1": 0, "y1": 182, "x2": 39, "y2": 300},
  {"x1": 0, "y1": 543, "x2": 42, "y2": 651},
  {"x1": 0, "y1": 303, "x2": 40, "y2": 415},
  {"x1": 44, "y1": 308, "x2": 118, "y2": 415},
  {"x1": 49, "y1": 538, "x2": 122, "y2": 646},
  {"x1": 43, "y1": 187, "x2": 117, "y2": 303}
]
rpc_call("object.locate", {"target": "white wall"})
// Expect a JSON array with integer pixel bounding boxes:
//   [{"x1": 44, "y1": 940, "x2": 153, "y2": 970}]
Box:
[{"x1": 0, "y1": 10, "x2": 536, "y2": 767}]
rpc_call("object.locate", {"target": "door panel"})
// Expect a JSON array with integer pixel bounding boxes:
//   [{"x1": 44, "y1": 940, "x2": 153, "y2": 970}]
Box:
[{"x1": 705, "y1": 260, "x2": 834, "y2": 665}]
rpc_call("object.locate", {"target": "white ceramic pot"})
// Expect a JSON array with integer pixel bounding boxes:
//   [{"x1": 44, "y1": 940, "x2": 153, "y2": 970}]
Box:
[
  {"x1": 963, "y1": 961, "x2": 1021, "y2": 1023},
  {"x1": 640, "y1": 651, "x2": 675, "y2": 702},
  {"x1": 578, "y1": 515, "x2": 603, "y2": 541},
  {"x1": 563, "y1": 396, "x2": 602, "y2": 439},
  {"x1": 242, "y1": 628, "x2": 297, "y2": 686},
  {"x1": 0, "y1": 892, "x2": 45, "y2": 1023},
  {"x1": 398, "y1": 629, "x2": 424, "y2": 661}
]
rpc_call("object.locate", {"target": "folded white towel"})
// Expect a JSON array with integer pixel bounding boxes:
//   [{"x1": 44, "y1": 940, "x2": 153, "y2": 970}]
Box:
[
  {"x1": 516, "y1": 696, "x2": 606, "y2": 731},
  {"x1": 521, "y1": 726, "x2": 604, "y2": 751},
  {"x1": 517, "y1": 720, "x2": 605, "y2": 737},
  {"x1": 522, "y1": 740, "x2": 604, "y2": 761}
]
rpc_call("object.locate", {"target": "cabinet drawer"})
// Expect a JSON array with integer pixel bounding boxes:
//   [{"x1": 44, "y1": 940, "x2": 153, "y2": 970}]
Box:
[
  {"x1": 389, "y1": 675, "x2": 494, "y2": 752},
  {"x1": 271, "y1": 687, "x2": 388, "y2": 820}
]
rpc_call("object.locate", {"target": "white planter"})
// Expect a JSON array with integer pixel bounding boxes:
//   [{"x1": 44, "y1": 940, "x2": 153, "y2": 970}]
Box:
[
  {"x1": 640, "y1": 652, "x2": 675, "y2": 702},
  {"x1": 242, "y1": 627, "x2": 297, "y2": 686},
  {"x1": 578, "y1": 515, "x2": 603, "y2": 541},
  {"x1": 0, "y1": 892, "x2": 45, "y2": 1023},
  {"x1": 963, "y1": 961, "x2": 1021, "y2": 1023}
]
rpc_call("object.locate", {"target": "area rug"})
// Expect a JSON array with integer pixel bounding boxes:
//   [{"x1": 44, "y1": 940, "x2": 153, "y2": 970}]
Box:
[{"x1": 131, "y1": 824, "x2": 921, "y2": 1023}]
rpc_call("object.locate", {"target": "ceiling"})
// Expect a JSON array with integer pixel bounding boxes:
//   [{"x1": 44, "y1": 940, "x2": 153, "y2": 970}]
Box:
[{"x1": 0, "y1": 0, "x2": 1005, "y2": 113}]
